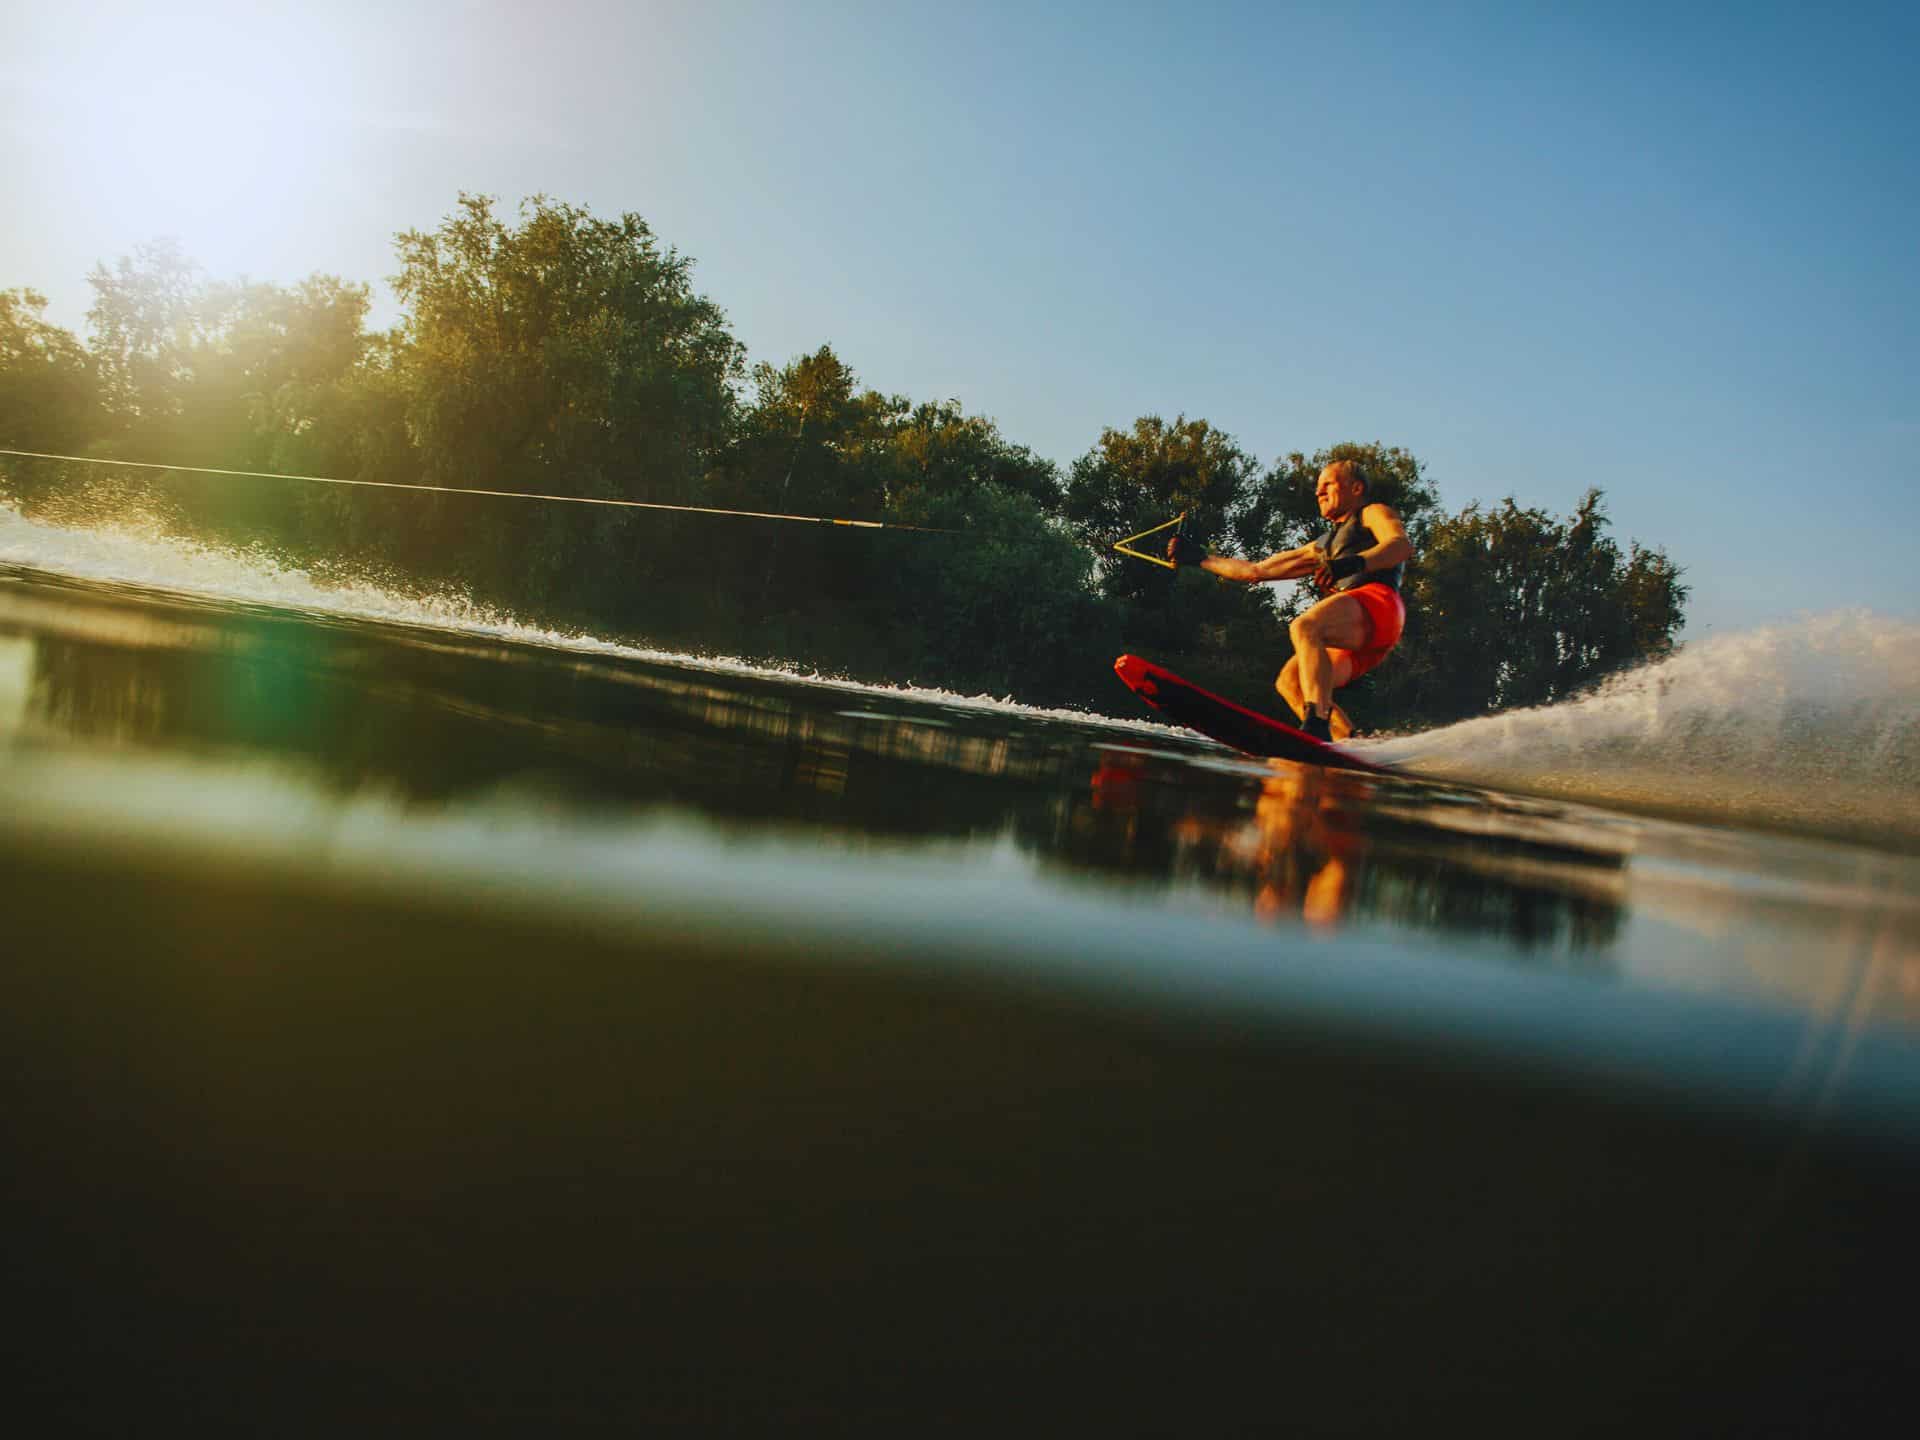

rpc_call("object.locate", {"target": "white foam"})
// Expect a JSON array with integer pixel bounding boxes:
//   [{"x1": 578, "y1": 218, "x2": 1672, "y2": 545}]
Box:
[{"x1": 1369, "y1": 611, "x2": 1920, "y2": 844}]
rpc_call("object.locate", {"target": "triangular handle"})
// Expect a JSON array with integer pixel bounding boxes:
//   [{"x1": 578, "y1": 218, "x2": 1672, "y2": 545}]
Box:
[{"x1": 1112, "y1": 511, "x2": 1186, "y2": 570}]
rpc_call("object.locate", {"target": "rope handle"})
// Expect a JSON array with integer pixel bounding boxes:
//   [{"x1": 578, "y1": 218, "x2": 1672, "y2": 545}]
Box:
[{"x1": 1111, "y1": 511, "x2": 1186, "y2": 570}]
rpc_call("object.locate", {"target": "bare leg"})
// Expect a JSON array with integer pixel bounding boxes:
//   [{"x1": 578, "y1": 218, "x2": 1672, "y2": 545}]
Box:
[
  {"x1": 1290, "y1": 594, "x2": 1371, "y2": 725},
  {"x1": 1302, "y1": 858, "x2": 1352, "y2": 929},
  {"x1": 1275, "y1": 658, "x2": 1306, "y2": 722},
  {"x1": 1293, "y1": 624, "x2": 1335, "y2": 718},
  {"x1": 1280, "y1": 652, "x2": 1356, "y2": 736}
]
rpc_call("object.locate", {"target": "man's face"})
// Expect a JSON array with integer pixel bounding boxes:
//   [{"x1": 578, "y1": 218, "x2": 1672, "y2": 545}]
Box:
[{"x1": 1315, "y1": 467, "x2": 1360, "y2": 520}]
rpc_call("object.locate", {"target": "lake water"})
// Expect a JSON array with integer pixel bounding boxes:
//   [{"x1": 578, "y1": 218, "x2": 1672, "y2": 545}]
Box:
[{"x1": 4, "y1": 503, "x2": 1918, "y2": 1433}]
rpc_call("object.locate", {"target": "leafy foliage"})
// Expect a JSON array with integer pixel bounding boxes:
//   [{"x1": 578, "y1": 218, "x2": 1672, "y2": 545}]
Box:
[
  {"x1": 84, "y1": 239, "x2": 203, "y2": 434},
  {"x1": 877, "y1": 482, "x2": 1117, "y2": 702},
  {"x1": 1063, "y1": 415, "x2": 1258, "y2": 597},
  {"x1": 387, "y1": 193, "x2": 745, "y2": 609},
  {"x1": 1369, "y1": 491, "x2": 1688, "y2": 724},
  {"x1": 0, "y1": 289, "x2": 99, "y2": 453}
]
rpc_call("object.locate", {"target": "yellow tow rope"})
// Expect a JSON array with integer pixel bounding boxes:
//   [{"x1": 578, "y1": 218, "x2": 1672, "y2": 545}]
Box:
[{"x1": 0, "y1": 448, "x2": 961, "y2": 534}]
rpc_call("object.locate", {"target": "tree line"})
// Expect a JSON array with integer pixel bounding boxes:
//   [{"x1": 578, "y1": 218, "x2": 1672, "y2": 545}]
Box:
[{"x1": 0, "y1": 193, "x2": 1686, "y2": 726}]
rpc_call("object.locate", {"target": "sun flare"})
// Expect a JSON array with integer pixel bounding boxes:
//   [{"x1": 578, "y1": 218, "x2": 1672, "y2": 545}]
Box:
[{"x1": 49, "y1": 8, "x2": 359, "y2": 273}]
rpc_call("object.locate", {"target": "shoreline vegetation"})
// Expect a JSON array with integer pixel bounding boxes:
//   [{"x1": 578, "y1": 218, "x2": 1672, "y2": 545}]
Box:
[{"x1": 0, "y1": 194, "x2": 1685, "y2": 726}]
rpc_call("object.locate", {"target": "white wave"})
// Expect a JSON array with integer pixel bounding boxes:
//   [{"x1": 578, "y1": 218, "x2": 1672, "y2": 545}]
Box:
[{"x1": 1369, "y1": 611, "x2": 1920, "y2": 844}]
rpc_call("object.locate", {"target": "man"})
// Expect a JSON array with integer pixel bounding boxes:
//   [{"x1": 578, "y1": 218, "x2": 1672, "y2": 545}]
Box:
[{"x1": 1167, "y1": 459, "x2": 1413, "y2": 743}]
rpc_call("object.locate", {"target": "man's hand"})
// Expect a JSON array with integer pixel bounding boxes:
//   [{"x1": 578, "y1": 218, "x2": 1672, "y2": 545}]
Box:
[
  {"x1": 1314, "y1": 552, "x2": 1367, "y2": 589},
  {"x1": 1166, "y1": 534, "x2": 1208, "y2": 567}
]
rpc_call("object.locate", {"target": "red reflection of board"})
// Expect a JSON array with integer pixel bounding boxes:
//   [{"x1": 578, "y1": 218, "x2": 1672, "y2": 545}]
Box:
[{"x1": 1114, "y1": 654, "x2": 1394, "y2": 774}]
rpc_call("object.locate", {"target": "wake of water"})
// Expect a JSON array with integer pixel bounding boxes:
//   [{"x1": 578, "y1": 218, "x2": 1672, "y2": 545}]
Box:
[
  {"x1": 1370, "y1": 612, "x2": 1920, "y2": 848},
  {"x1": 4, "y1": 501, "x2": 1916, "y2": 848}
]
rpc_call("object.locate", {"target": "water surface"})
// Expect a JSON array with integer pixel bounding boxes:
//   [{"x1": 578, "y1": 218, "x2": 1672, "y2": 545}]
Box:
[{"x1": 5, "y1": 562, "x2": 1914, "y2": 1036}]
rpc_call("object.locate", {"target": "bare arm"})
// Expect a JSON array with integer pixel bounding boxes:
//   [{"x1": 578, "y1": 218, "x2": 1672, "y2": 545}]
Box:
[
  {"x1": 1343, "y1": 503, "x2": 1412, "y2": 575},
  {"x1": 1170, "y1": 504, "x2": 1412, "y2": 583},
  {"x1": 1200, "y1": 543, "x2": 1323, "y2": 584}
]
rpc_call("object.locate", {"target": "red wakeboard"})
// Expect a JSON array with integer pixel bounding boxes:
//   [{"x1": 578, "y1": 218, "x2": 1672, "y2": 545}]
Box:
[{"x1": 1113, "y1": 654, "x2": 1393, "y2": 774}]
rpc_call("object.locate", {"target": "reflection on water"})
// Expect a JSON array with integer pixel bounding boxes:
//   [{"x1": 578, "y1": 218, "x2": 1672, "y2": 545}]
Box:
[
  {"x1": 0, "y1": 631, "x2": 29, "y2": 735},
  {"x1": 3, "y1": 566, "x2": 1918, "y2": 1031},
  {"x1": 1089, "y1": 755, "x2": 1627, "y2": 952}
]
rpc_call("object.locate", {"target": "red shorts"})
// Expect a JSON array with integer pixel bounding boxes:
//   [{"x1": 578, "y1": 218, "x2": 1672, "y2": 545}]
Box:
[{"x1": 1326, "y1": 582, "x2": 1405, "y2": 681}]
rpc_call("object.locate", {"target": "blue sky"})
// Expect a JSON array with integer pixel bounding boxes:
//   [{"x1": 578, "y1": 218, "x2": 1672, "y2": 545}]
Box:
[{"x1": 3, "y1": 1, "x2": 1915, "y2": 637}]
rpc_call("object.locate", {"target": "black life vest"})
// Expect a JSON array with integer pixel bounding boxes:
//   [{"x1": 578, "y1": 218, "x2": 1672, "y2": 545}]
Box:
[{"x1": 1322, "y1": 506, "x2": 1404, "y2": 593}]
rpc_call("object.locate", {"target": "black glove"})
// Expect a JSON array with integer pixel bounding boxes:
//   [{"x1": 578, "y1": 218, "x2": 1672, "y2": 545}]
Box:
[
  {"x1": 1166, "y1": 533, "x2": 1208, "y2": 567},
  {"x1": 1325, "y1": 552, "x2": 1367, "y2": 583}
]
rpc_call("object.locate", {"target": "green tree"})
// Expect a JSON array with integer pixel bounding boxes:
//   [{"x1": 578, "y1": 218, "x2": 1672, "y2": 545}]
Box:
[
  {"x1": 1062, "y1": 415, "x2": 1290, "y2": 696},
  {"x1": 702, "y1": 346, "x2": 887, "y2": 651},
  {"x1": 1063, "y1": 415, "x2": 1261, "y2": 600},
  {"x1": 85, "y1": 250, "x2": 373, "y2": 440},
  {"x1": 80, "y1": 241, "x2": 384, "y2": 545},
  {"x1": 725, "y1": 346, "x2": 889, "y2": 520},
  {"x1": 223, "y1": 275, "x2": 376, "y2": 433},
  {"x1": 867, "y1": 401, "x2": 1092, "y2": 698},
  {"x1": 1372, "y1": 490, "x2": 1687, "y2": 724},
  {"x1": 178, "y1": 275, "x2": 377, "y2": 474},
  {"x1": 0, "y1": 289, "x2": 100, "y2": 453},
  {"x1": 263, "y1": 327, "x2": 422, "y2": 570},
  {"x1": 706, "y1": 346, "x2": 1069, "y2": 666},
  {"x1": 885, "y1": 398, "x2": 1061, "y2": 515},
  {"x1": 724, "y1": 347, "x2": 1059, "y2": 521},
  {"x1": 389, "y1": 193, "x2": 744, "y2": 610},
  {"x1": 85, "y1": 238, "x2": 204, "y2": 445},
  {"x1": 875, "y1": 482, "x2": 1118, "y2": 703}
]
